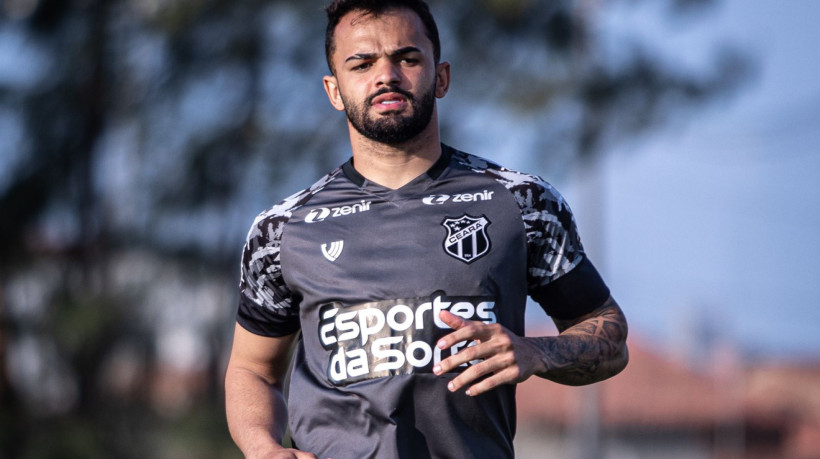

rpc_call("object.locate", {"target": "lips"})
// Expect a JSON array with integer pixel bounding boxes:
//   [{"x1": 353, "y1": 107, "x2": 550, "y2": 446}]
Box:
[
  {"x1": 372, "y1": 92, "x2": 407, "y2": 107},
  {"x1": 368, "y1": 86, "x2": 414, "y2": 110}
]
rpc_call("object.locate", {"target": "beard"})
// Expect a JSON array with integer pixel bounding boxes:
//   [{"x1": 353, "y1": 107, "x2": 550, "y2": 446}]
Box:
[{"x1": 343, "y1": 82, "x2": 436, "y2": 145}]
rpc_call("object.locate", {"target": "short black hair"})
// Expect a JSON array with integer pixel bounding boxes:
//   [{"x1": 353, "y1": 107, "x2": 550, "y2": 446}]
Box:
[{"x1": 324, "y1": 0, "x2": 441, "y2": 74}]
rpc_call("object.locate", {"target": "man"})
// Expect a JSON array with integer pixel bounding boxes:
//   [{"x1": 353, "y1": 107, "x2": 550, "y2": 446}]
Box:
[{"x1": 225, "y1": 1, "x2": 628, "y2": 458}]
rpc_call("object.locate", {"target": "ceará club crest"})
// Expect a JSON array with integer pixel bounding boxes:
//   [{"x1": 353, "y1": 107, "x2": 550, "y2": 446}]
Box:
[{"x1": 442, "y1": 215, "x2": 491, "y2": 263}]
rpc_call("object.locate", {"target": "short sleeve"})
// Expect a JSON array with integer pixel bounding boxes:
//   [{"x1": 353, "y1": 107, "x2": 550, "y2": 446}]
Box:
[
  {"x1": 236, "y1": 207, "x2": 301, "y2": 337},
  {"x1": 513, "y1": 179, "x2": 609, "y2": 320}
]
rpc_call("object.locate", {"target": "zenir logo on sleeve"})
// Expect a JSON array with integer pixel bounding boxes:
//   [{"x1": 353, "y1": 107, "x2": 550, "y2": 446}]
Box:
[{"x1": 442, "y1": 215, "x2": 491, "y2": 263}]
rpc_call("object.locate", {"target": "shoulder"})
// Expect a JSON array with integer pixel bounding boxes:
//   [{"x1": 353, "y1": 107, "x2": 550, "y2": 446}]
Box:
[
  {"x1": 448, "y1": 147, "x2": 569, "y2": 215},
  {"x1": 238, "y1": 166, "x2": 345, "y2": 318},
  {"x1": 245, "y1": 166, "x2": 345, "y2": 245}
]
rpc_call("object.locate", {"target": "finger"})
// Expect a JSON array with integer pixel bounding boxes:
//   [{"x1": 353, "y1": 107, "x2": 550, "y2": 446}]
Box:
[
  {"x1": 272, "y1": 451, "x2": 305, "y2": 459},
  {"x1": 448, "y1": 344, "x2": 520, "y2": 391},
  {"x1": 435, "y1": 311, "x2": 491, "y2": 350},
  {"x1": 438, "y1": 310, "x2": 469, "y2": 329},
  {"x1": 464, "y1": 367, "x2": 522, "y2": 396},
  {"x1": 433, "y1": 339, "x2": 492, "y2": 375},
  {"x1": 279, "y1": 451, "x2": 317, "y2": 459},
  {"x1": 446, "y1": 352, "x2": 512, "y2": 392}
]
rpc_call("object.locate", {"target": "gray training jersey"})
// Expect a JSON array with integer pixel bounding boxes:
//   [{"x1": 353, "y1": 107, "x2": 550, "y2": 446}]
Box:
[{"x1": 237, "y1": 145, "x2": 609, "y2": 459}]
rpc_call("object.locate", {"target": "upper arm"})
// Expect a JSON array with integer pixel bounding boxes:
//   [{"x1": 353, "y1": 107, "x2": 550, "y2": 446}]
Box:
[
  {"x1": 227, "y1": 323, "x2": 298, "y2": 386},
  {"x1": 511, "y1": 177, "x2": 610, "y2": 319}
]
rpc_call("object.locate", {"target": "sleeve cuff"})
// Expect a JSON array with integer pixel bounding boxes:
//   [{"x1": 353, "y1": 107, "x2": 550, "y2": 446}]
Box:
[
  {"x1": 530, "y1": 256, "x2": 610, "y2": 321},
  {"x1": 236, "y1": 294, "x2": 301, "y2": 337}
]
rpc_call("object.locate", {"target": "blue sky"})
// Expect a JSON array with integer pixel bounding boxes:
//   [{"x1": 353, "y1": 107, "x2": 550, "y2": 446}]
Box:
[
  {"x1": 567, "y1": 0, "x2": 820, "y2": 359},
  {"x1": 1, "y1": 0, "x2": 815, "y2": 361}
]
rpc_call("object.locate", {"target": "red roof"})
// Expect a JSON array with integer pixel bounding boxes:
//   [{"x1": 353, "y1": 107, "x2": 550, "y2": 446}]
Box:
[
  {"x1": 515, "y1": 335, "x2": 820, "y2": 455},
  {"x1": 517, "y1": 336, "x2": 742, "y2": 428}
]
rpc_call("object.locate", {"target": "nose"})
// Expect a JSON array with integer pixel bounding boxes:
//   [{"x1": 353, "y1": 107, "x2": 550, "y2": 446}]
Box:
[{"x1": 375, "y1": 58, "x2": 401, "y2": 87}]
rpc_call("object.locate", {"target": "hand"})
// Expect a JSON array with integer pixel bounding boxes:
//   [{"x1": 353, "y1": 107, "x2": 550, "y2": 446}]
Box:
[{"x1": 432, "y1": 310, "x2": 547, "y2": 396}]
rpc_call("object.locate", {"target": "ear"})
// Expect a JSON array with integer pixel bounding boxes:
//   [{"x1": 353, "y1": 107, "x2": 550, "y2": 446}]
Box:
[
  {"x1": 435, "y1": 61, "x2": 451, "y2": 99},
  {"x1": 323, "y1": 75, "x2": 346, "y2": 111}
]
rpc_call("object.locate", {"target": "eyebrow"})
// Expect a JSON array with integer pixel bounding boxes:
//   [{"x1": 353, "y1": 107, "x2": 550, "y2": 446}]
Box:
[{"x1": 344, "y1": 46, "x2": 423, "y2": 64}]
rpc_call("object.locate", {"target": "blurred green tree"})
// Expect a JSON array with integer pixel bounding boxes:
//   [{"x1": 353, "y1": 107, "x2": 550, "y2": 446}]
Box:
[{"x1": 0, "y1": 0, "x2": 749, "y2": 456}]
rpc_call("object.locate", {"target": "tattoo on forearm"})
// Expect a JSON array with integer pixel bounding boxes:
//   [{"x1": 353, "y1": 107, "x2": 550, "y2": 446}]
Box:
[{"x1": 534, "y1": 300, "x2": 629, "y2": 385}]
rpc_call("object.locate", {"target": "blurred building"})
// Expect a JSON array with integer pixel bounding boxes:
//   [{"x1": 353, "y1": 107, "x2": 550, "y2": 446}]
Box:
[{"x1": 514, "y1": 337, "x2": 820, "y2": 459}]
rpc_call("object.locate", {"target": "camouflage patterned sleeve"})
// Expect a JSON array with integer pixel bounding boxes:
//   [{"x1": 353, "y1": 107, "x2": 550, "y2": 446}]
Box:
[
  {"x1": 236, "y1": 204, "x2": 301, "y2": 337},
  {"x1": 505, "y1": 177, "x2": 583, "y2": 282},
  {"x1": 511, "y1": 177, "x2": 610, "y2": 320},
  {"x1": 235, "y1": 168, "x2": 342, "y2": 336}
]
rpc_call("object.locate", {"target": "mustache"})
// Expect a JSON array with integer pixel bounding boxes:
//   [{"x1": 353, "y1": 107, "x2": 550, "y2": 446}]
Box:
[{"x1": 367, "y1": 86, "x2": 414, "y2": 105}]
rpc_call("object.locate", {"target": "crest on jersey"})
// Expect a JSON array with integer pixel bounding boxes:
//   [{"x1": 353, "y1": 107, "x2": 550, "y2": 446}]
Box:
[{"x1": 442, "y1": 215, "x2": 491, "y2": 263}]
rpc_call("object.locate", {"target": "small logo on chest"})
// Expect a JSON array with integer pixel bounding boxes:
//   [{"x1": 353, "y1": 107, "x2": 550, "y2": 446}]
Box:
[
  {"x1": 421, "y1": 190, "x2": 494, "y2": 206},
  {"x1": 322, "y1": 240, "x2": 344, "y2": 262},
  {"x1": 442, "y1": 215, "x2": 491, "y2": 263},
  {"x1": 305, "y1": 200, "x2": 373, "y2": 224}
]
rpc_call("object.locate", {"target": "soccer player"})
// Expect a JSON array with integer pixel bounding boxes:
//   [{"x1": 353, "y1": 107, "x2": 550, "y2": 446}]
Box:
[{"x1": 225, "y1": 1, "x2": 629, "y2": 458}]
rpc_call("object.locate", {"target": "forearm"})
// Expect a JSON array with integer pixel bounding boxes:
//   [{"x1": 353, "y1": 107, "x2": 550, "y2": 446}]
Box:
[
  {"x1": 225, "y1": 365, "x2": 290, "y2": 457},
  {"x1": 534, "y1": 300, "x2": 629, "y2": 386}
]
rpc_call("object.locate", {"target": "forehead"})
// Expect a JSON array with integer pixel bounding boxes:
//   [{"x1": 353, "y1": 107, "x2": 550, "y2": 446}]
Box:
[{"x1": 333, "y1": 7, "x2": 431, "y2": 57}]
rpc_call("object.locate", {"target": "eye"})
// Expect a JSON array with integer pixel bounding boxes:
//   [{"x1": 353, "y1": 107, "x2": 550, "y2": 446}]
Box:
[
  {"x1": 351, "y1": 62, "x2": 372, "y2": 71},
  {"x1": 401, "y1": 58, "x2": 419, "y2": 66}
]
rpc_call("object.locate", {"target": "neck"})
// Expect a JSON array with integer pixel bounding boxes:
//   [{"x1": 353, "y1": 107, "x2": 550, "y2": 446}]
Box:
[{"x1": 348, "y1": 115, "x2": 442, "y2": 190}]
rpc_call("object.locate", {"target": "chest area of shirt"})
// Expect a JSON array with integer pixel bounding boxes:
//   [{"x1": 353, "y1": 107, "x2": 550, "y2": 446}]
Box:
[{"x1": 287, "y1": 185, "x2": 519, "y2": 266}]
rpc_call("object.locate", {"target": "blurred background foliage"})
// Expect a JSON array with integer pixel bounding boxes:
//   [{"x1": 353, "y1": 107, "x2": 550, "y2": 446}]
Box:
[{"x1": 0, "y1": 0, "x2": 748, "y2": 456}]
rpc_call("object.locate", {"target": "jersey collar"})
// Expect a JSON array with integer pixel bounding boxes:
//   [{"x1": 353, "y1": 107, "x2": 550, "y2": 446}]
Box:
[{"x1": 342, "y1": 144, "x2": 453, "y2": 188}]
